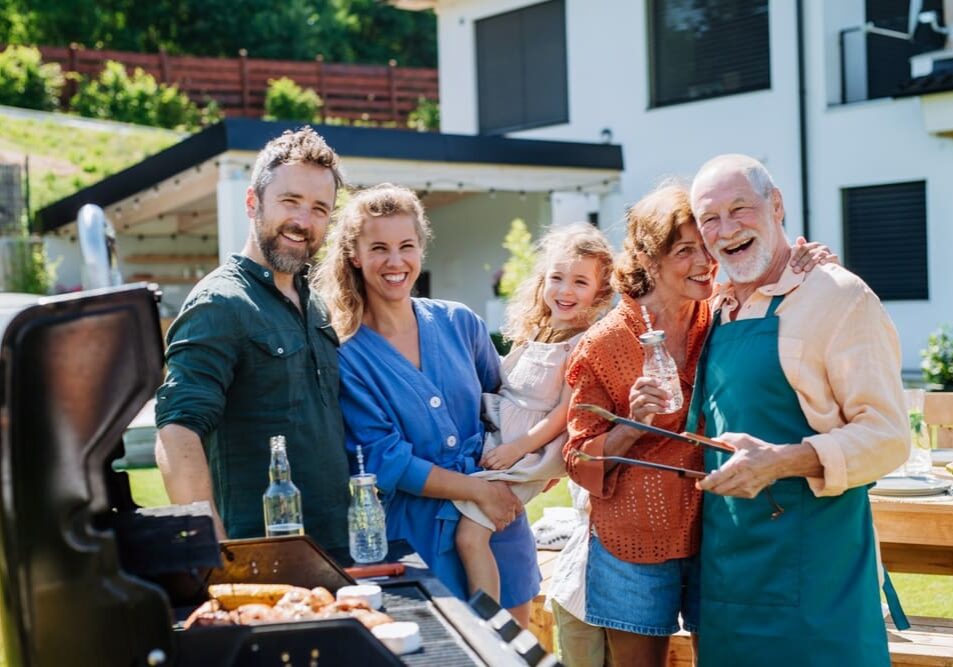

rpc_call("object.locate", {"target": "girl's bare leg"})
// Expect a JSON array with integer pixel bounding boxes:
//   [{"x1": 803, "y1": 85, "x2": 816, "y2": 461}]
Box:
[{"x1": 455, "y1": 515, "x2": 501, "y2": 601}]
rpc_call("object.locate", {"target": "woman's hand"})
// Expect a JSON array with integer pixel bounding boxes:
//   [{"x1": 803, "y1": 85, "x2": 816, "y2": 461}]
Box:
[
  {"x1": 628, "y1": 376, "x2": 668, "y2": 426},
  {"x1": 474, "y1": 480, "x2": 523, "y2": 531},
  {"x1": 480, "y1": 441, "x2": 525, "y2": 470},
  {"x1": 789, "y1": 236, "x2": 839, "y2": 274}
]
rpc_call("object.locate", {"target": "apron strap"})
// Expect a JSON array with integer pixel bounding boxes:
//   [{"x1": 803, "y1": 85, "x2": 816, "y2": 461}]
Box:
[
  {"x1": 882, "y1": 569, "x2": 910, "y2": 631},
  {"x1": 765, "y1": 293, "x2": 785, "y2": 317}
]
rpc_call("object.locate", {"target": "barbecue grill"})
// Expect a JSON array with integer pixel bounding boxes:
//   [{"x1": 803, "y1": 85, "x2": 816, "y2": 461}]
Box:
[{"x1": 0, "y1": 285, "x2": 559, "y2": 667}]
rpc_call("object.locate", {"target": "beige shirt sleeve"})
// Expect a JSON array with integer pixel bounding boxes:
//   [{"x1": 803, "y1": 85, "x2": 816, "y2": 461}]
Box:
[
  {"x1": 718, "y1": 264, "x2": 910, "y2": 497},
  {"x1": 792, "y1": 273, "x2": 910, "y2": 496}
]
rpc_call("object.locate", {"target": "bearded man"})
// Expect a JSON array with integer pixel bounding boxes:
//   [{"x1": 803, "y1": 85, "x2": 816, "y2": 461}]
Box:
[
  {"x1": 686, "y1": 154, "x2": 909, "y2": 666},
  {"x1": 155, "y1": 127, "x2": 350, "y2": 549}
]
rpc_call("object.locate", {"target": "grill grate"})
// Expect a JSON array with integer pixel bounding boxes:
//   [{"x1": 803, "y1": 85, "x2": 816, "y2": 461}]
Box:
[{"x1": 382, "y1": 585, "x2": 486, "y2": 666}]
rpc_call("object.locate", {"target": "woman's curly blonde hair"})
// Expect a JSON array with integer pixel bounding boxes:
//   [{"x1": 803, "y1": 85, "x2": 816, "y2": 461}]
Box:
[
  {"x1": 313, "y1": 183, "x2": 432, "y2": 342},
  {"x1": 613, "y1": 181, "x2": 694, "y2": 298},
  {"x1": 502, "y1": 222, "x2": 614, "y2": 346}
]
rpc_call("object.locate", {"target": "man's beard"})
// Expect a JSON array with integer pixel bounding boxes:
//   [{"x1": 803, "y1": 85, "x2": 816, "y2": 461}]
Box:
[
  {"x1": 714, "y1": 231, "x2": 774, "y2": 284},
  {"x1": 255, "y1": 213, "x2": 317, "y2": 274}
]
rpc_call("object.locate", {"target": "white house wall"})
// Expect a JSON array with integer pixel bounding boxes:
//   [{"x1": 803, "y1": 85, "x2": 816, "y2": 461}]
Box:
[
  {"x1": 430, "y1": 0, "x2": 946, "y2": 370},
  {"x1": 426, "y1": 191, "x2": 548, "y2": 320}
]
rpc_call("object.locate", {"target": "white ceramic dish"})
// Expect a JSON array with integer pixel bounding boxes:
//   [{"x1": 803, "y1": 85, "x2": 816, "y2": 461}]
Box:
[
  {"x1": 335, "y1": 584, "x2": 383, "y2": 610},
  {"x1": 372, "y1": 621, "x2": 422, "y2": 655},
  {"x1": 931, "y1": 448, "x2": 953, "y2": 466},
  {"x1": 870, "y1": 475, "x2": 952, "y2": 497}
]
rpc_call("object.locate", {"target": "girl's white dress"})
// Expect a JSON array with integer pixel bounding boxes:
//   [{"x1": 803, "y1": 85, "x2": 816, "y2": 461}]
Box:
[{"x1": 453, "y1": 332, "x2": 583, "y2": 530}]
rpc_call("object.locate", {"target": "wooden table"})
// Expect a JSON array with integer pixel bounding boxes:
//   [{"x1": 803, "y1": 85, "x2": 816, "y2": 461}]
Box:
[{"x1": 871, "y1": 467, "x2": 953, "y2": 575}]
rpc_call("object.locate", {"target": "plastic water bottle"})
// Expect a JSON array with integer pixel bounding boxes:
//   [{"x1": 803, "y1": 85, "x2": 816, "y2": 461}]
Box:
[
  {"x1": 263, "y1": 435, "x2": 304, "y2": 537},
  {"x1": 639, "y1": 330, "x2": 684, "y2": 414},
  {"x1": 348, "y1": 445, "x2": 388, "y2": 562}
]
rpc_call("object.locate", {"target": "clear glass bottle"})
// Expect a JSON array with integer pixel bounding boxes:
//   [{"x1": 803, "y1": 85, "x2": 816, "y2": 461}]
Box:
[
  {"x1": 348, "y1": 473, "x2": 388, "y2": 563},
  {"x1": 639, "y1": 330, "x2": 684, "y2": 414},
  {"x1": 262, "y1": 435, "x2": 304, "y2": 537}
]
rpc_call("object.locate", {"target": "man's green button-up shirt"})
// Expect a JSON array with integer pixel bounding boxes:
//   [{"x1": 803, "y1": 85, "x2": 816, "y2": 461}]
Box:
[{"x1": 156, "y1": 254, "x2": 349, "y2": 548}]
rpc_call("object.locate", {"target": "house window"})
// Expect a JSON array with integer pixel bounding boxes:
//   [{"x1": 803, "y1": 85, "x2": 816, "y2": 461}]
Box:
[
  {"x1": 864, "y1": 0, "x2": 945, "y2": 100},
  {"x1": 842, "y1": 181, "x2": 928, "y2": 301},
  {"x1": 649, "y1": 0, "x2": 771, "y2": 107},
  {"x1": 476, "y1": 0, "x2": 568, "y2": 135}
]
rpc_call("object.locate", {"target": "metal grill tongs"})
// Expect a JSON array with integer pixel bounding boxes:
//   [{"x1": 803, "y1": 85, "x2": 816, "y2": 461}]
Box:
[{"x1": 574, "y1": 403, "x2": 784, "y2": 519}]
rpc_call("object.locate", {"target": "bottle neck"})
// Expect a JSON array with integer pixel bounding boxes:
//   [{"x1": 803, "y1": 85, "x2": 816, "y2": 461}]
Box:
[{"x1": 269, "y1": 448, "x2": 292, "y2": 483}]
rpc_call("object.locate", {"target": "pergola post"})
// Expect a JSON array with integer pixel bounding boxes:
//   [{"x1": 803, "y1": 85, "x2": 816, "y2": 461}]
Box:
[{"x1": 216, "y1": 158, "x2": 250, "y2": 265}]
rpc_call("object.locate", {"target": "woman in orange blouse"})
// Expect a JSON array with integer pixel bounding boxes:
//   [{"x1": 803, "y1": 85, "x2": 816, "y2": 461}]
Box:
[{"x1": 563, "y1": 182, "x2": 830, "y2": 666}]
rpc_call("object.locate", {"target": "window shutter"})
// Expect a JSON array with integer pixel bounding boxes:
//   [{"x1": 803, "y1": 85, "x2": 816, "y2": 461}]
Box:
[
  {"x1": 477, "y1": 0, "x2": 568, "y2": 134},
  {"x1": 843, "y1": 181, "x2": 928, "y2": 301},
  {"x1": 476, "y1": 11, "x2": 525, "y2": 135},
  {"x1": 650, "y1": 0, "x2": 770, "y2": 107}
]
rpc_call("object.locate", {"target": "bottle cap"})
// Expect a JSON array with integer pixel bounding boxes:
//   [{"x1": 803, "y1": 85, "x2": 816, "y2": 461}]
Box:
[{"x1": 638, "y1": 330, "x2": 666, "y2": 345}]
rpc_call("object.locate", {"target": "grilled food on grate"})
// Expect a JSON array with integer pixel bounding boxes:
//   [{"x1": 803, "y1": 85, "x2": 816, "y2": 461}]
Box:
[{"x1": 185, "y1": 584, "x2": 394, "y2": 630}]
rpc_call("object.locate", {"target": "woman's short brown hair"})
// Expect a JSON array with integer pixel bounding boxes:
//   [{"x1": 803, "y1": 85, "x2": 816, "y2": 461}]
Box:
[{"x1": 612, "y1": 181, "x2": 695, "y2": 298}]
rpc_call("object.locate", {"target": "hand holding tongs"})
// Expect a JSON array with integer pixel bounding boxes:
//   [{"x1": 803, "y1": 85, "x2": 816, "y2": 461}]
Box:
[{"x1": 574, "y1": 403, "x2": 784, "y2": 519}]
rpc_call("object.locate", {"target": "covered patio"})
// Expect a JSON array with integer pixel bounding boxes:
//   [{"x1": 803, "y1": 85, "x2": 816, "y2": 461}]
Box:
[{"x1": 36, "y1": 118, "x2": 623, "y2": 327}]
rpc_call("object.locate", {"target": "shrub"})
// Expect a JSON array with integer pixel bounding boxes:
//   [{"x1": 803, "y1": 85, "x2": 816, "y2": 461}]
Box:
[
  {"x1": 1, "y1": 236, "x2": 58, "y2": 295},
  {"x1": 70, "y1": 61, "x2": 209, "y2": 130},
  {"x1": 264, "y1": 77, "x2": 322, "y2": 122},
  {"x1": 408, "y1": 96, "x2": 439, "y2": 132},
  {"x1": 498, "y1": 218, "x2": 536, "y2": 299},
  {"x1": 922, "y1": 325, "x2": 953, "y2": 390},
  {"x1": 0, "y1": 45, "x2": 63, "y2": 111}
]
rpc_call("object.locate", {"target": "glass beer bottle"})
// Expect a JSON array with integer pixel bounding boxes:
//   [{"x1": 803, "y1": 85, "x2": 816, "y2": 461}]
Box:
[{"x1": 262, "y1": 435, "x2": 304, "y2": 537}]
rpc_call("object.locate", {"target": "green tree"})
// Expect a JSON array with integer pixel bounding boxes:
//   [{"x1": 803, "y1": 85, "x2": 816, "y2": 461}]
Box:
[{"x1": 0, "y1": 0, "x2": 437, "y2": 67}]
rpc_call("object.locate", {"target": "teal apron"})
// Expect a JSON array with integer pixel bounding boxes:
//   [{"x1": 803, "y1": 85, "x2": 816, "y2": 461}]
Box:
[{"x1": 686, "y1": 295, "x2": 905, "y2": 667}]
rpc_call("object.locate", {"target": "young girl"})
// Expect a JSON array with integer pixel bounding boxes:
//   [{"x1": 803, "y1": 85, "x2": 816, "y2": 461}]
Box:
[{"x1": 454, "y1": 222, "x2": 615, "y2": 606}]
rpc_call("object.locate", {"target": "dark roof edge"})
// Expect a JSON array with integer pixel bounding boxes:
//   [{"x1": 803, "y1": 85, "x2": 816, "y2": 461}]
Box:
[{"x1": 36, "y1": 118, "x2": 624, "y2": 232}]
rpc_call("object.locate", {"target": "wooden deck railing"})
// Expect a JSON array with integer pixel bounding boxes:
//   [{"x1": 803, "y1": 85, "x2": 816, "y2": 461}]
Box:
[{"x1": 28, "y1": 44, "x2": 438, "y2": 124}]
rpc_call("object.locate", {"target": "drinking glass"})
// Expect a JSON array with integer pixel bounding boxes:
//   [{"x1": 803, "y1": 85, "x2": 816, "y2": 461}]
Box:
[{"x1": 905, "y1": 388, "x2": 933, "y2": 476}]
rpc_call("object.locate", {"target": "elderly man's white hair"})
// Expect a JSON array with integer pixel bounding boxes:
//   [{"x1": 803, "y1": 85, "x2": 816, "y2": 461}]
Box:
[{"x1": 690, "y1": 154, "x2": 777, "y2": 201}]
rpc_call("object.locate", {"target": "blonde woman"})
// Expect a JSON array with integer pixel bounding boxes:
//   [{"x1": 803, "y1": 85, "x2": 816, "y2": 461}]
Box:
[{"x1": 313, "y1": 183, "x2": 539, "y2": 625}]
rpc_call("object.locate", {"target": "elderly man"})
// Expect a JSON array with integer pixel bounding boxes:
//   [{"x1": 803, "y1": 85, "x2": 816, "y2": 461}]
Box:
[
  {"x1": 155, "y1": 127, "x2": 350, "y2": 550},
  {"x1": 686, "y1": 154, "x2": 909, "y2": 666}
]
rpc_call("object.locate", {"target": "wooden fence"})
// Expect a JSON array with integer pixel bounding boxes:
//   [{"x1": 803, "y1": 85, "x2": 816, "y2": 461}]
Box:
[{"x1": 32, "y1": 44, "x2": 438, "y2": 124}]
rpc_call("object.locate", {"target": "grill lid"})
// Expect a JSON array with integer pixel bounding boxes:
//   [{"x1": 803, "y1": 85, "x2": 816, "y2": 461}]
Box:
[{"x1": 0, "y1": 284, "x2": 170, "y2": 667}]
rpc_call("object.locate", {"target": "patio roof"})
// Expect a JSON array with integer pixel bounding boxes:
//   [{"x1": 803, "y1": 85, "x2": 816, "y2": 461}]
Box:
[{"x1": 35, "y1": 118, "x2": 623, "y2": 235}]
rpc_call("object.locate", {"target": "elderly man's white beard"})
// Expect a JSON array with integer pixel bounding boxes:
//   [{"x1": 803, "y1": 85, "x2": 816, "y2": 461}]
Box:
[{"x1": 714, "y1": 231, "x2": 775, "y2": 284}]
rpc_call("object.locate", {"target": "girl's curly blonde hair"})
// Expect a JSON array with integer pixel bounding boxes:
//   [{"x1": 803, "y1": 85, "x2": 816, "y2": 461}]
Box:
[
  {"x1": 613, "y1": 181, "x2": 694, "y2": 298},
  {"x1": 501, "y1": 222, "x2": 614, "y2": 346},
  {"x1": 313, "y1": 183, "x2": 432, "y2": 342}
]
